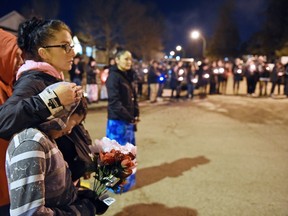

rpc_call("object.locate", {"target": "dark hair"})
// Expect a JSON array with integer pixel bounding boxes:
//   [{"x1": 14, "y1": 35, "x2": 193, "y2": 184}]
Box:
[
  {"x1": 88, "y1": 56, "x2": 95, "y2": 66},
  {"x1": 38, "y1": 96, "x2": 88, "y2": 133},
  {"x1": 74, "y1": 53, "x2": 81, "y2": 59},
  {"x1": 115, "y1": 50, "x2": 131, "y2": 59},
  {"x1": 73, "y1": 96, "x2": 88, "y2": 121},
  {"x1": 17, "y1": 17, "x2": 71, "y2": 61}
]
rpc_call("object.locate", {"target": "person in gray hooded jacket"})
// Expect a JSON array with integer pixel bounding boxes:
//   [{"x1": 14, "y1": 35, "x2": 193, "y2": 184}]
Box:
[{"x1": 6, "y1": 96, "x2": 110, "y2": 216}]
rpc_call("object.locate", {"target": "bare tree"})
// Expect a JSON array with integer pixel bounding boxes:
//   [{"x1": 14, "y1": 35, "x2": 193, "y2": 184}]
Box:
[
  {"x1": 20, "y1": 0, "x2": 60, "y2": 19},
  {"x1": 76, "y1": 0, "x2": 164, "y2": 62},
  {"x1": 120, "y1": 5, "x2": 164, "y2": 61}
]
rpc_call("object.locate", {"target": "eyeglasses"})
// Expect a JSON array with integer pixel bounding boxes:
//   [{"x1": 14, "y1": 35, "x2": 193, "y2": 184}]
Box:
[{"x1": 43, "y1": 44, "x2": 75, "y2": 53}]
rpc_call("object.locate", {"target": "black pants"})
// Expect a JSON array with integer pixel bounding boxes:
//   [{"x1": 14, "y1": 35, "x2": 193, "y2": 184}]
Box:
[
  {"x1": 246, "y1": 78, "x2": 255, "y2": 94},
  {"x1": 270, "y1": 81, "x2": 281, "y2": 95}
]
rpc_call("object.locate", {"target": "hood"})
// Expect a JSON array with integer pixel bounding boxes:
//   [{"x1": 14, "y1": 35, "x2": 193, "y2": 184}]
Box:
[
  {"x1": 16, "y1": 60, "x2": 64, "y2": 81},
  {"x1": 0, "y1": 29, "x2": 19, "y2": 102}
]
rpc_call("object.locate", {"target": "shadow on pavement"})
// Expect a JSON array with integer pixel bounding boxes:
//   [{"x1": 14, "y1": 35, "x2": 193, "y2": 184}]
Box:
[
  {"x1": 114, "y1": 202, "x2": 198, "y2": 216},
  {"x1": 132, "y1": 156, "x2": 210, "y2": 190}
]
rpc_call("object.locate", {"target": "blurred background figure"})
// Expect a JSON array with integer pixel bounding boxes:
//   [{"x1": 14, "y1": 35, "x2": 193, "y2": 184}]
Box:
[
  {"x1": 186, "y1": 62, "x2": 197, "y2": 99},
  {"x1": 270, "y1": 60, "x2": 284, "y2": 96},
  {"x1": 86, "y1": 57, "x2": 100, "y2": 103},
  {"x1": 133, "y1": 62, "x2": 145, "y2": 99},
  {"x1": 258, "y1": 63, "x2": 270, "y2": 97},
  {"x1": 232, "y1": 58, "x2": 243, "y2": 95},
  {"x1": 284, "y1": 62, "x2": 288, "y2": 97},
  {"x1": 69, "y1": 53, "x2": 84, "y2": 86},
  {"x1": 197, "y1": 61, "x2": 210, "y2": 95},
  {"x1": 210, "y1": 61, "x2": 219, "y2": 95},
  {"x1": 101, "y1": 58, "x2": 115, "y2": 100},
  {"x1": 217, "y1": 59, "x2": 228, "y2": 95},
  {"x1": 157, "y1": 62, "x2": 168, "y2": 100},
  {"x1": 169, "y1": 61, "x2": 178, "y2": 99},
  {"x1": 244, "y1": 59, "x2": 257, "y2": 96},
  {"x1": 147, "y1": 60, "x2": 160, "y2": 103},
  {"x1": 173, "y1": 60, "x2": 186, "y2": 100}
]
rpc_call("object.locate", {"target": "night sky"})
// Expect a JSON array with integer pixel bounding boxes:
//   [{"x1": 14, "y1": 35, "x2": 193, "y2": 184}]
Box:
[
  {"x1": 1, "y1": 0, "x2": 267, "y2": 53},
  {"x1": 145, "y1": 0, "x2": 267, "y2": 52}
]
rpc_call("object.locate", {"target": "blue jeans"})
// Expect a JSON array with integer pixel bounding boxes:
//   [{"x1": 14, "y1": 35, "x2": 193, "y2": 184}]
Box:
[
  {"x1": 106, "y1": 119, "x2": 136, "y2": 192},
  {"x1": 106, "y1": 119, "x2": 135, "y2": 145}
]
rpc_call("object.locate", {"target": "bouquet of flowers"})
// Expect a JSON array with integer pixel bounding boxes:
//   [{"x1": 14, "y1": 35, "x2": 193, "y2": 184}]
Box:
[{"x1": 89, "y1": 137, "x2": 137, "y2": 196}]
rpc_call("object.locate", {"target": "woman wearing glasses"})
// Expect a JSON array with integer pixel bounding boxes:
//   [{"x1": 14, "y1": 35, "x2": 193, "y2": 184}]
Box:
[
  {"x1": 0, "y1": 29, "x2": 81, "y2": 216},
  {"x1": 2, "y1": 17, "x2": 108, "y2": 215}
]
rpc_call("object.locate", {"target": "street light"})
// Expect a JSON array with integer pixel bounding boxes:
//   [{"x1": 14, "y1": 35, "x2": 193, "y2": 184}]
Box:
[{"x1": 190, "y1": 30, "x2": 206, "y2": 57}]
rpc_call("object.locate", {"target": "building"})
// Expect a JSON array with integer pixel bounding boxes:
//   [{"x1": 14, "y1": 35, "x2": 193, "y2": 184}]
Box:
[{"x1": 0, "y1": 10, "x2": 25, "y2": 35}]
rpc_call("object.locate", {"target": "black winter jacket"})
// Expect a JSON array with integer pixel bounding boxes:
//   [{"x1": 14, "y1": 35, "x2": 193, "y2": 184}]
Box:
[
  {"x1": 0, "y1": 71, "x2": 55, "y2": 140},
  {"x1": 0, "y1": 70, "x2": 93, "y2": 180},
  {"x1": 106, "y1": 66, "x2": 139, "y2": 123},
  {"x1": 86, "y1": 65, "x2": 97, "y2": 84}
]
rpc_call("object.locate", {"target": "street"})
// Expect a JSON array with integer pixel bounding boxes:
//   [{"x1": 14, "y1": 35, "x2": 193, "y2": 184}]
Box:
[{"x1": 82, "y1": 94, "x2": 288, "y2": 216}]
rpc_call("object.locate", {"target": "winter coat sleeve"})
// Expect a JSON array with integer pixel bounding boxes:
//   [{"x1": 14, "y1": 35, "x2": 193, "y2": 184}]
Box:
[
  {"x1": 132, "y1": 82, "x2": 140, "y2": 118},
  {"x1": 130, "y1": 70, "x2": 140, "y2": 118},
  {"x1": 0, "y1": 76, "x2": 51, "y2": 140}
]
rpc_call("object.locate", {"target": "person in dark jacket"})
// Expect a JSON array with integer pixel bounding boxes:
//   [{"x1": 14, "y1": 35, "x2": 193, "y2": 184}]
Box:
[
  {"x1": 0, "y1": 17, "x2": 108, "y2": 215},
  {"x1": 86, "y1": 57, "x2": 100, "y2": 103},
  {"x1": 284, "y1": 63, "x2": 288, "y2": 97},
  {"x1": 6, "y1": 96, "x2": 109, "y2": 216},
  {"x1": 258, "y1": 63, "x2": 270, "y2": 97},
  {"x1": 147, "y1": 60, "x2": 160, "y2": 103},
  {"x1": 105, "y1": 50, "x2": 140, "y2": 192},
  {"x1": 232, "y1": 58, "x2": 243, "y2": 95},
  {"x1": 270, "y1": 60, "x2": 284, "y2": 96},
  {"x1": 186, "y1": 62, "x2": 197, "y2": 99},
  {"x1": 244, "y1": 59, "x2": 257, "y2": 96},
  {"x1": 69, "y1": 53, "x2": 85, "y2": 86}
]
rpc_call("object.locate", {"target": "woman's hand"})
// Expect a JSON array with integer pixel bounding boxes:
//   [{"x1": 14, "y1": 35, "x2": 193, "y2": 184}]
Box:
[{"x1": 53, "y1": 82, "x2": 83, "y2": 105}]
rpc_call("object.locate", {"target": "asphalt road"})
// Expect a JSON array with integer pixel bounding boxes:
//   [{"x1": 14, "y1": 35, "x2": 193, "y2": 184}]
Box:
[{"x1": 82, "y1": 93, "x2": 288, "y2": 216}]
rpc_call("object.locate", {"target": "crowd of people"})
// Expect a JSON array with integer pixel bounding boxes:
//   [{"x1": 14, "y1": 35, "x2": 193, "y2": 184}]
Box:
[
  {"x1": 0, "y1": 17, "x2": 140, "y2": 216},
  {"x1": 66, "y1": 48, "x2": 288, "y2": 105},
  {"x1": 130, "y1": 56, "x2": 288, "y2": 103}
]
